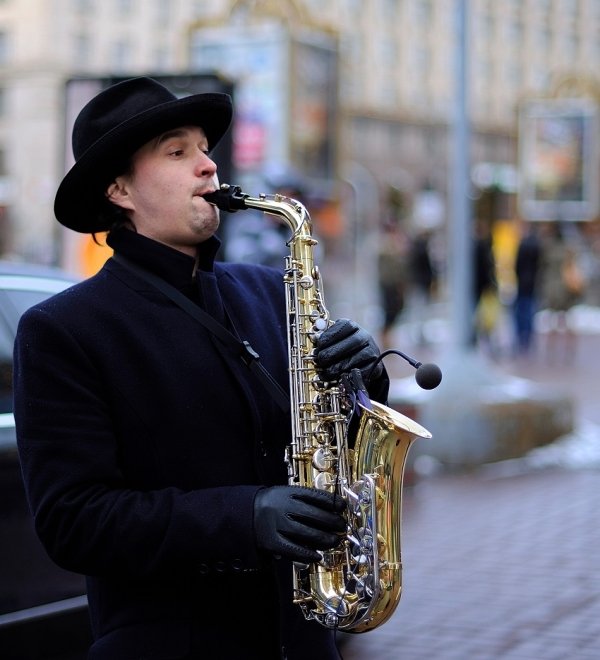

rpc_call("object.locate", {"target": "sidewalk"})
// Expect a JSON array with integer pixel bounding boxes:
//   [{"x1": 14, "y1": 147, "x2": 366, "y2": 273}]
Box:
[{"x1": 336, "y1": 310, "x2": 600, "y2": 659}]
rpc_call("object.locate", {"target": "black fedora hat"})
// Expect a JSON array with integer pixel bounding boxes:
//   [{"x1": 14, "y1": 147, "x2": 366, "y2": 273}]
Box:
[{"x1": 54, "y1": 77, "x2": 233, "y2": 233}]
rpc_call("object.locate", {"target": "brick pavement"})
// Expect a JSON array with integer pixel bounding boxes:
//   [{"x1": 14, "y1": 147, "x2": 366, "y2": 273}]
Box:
[{"x1": 336, "y1": 467, "x2": 600, "y2": 660}]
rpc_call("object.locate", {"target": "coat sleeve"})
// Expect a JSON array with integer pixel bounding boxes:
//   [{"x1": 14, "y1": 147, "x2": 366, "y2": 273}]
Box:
[{"x1": 13, "y1": 305, "x2": 263, "y2": 579}]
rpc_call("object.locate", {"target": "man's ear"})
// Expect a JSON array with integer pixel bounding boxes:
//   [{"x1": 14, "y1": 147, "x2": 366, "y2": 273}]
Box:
[{"x1": 106, "y1": 178, "x2": 134, "y2": 211}]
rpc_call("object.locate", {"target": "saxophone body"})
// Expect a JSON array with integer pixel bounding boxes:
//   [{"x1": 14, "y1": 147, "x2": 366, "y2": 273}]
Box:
[{"x1": 205, "y1": 184, "x2": 432, "y2": 633}]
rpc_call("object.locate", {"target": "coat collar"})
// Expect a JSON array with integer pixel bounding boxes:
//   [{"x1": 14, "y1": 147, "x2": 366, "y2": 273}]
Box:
[{"x1": 106, "y1": 227, "x2": 222, "y2": 291}]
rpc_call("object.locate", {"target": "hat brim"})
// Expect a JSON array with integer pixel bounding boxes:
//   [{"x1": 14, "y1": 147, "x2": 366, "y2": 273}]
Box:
[{"x1": 54, "y1": 92, "x2": 233, "y2": 233}]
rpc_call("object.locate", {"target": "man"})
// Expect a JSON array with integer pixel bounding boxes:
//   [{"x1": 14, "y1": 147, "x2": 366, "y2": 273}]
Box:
[{"x1": 13, "y1": 77, "x2": 389, "y2": 659}]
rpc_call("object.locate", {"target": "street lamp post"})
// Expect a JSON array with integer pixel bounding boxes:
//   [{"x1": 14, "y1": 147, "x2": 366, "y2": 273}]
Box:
[{"x1": 449, "y1": 0, "x2": 473, "y2": 352}]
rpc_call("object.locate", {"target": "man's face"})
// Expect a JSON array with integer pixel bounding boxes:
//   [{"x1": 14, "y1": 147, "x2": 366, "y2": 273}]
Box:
[{"x1": 107, "y1": 126, "x2": 220, "y2": 255}]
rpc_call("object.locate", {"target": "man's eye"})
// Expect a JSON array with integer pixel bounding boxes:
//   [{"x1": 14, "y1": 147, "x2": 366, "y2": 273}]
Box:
[{"x1": 169, "y1": 148, "x2": 184, "y2": 157}]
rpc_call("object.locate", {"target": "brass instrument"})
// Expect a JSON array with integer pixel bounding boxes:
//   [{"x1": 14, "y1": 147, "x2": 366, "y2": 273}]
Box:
[{"x1": 205, "y1": 184, "x2": 432, "y2": 633}]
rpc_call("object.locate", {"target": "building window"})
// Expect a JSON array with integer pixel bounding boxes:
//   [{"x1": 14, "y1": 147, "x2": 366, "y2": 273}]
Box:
[
  {"x1": 0, "y1": 31, "x2": 10, "y2": 65},
  {"x1": 111, "y1": 40, "x2": 132, "y2": 71},
  {"x1": 415, "y1": 0, "x2": 433, "y2": 26},
  {"x1": 156, "y1": 0, "x2": 170, "y2": 24},
  {"x1": 192, "y1": 0, "x2": 211, "y2": 17},
  {"x1": 382, "y1": 0, "x2": 399, "y2": 20},
  {"x1": 115, "y1": 0, "x2": 133, "y2": 15},
  {"x1": 507, "y1": 20, "x2": 524, "y2": 50},
  {"x1": 380, "y1": 36, "x2": 398, "y2": 67},
  {"x1": 74, "y1": 33, "x2": 91, "y2": 67},
  {"x1": 73, "y1": 0, "x2": 94, "y2": 13},
  {"x1": 414, "y1": 46, "x2": 430, "y2": 81},
  {"x1": 537, "y1": 27, "x2": 551, "y2": 51},
  {"x1": 507, "y1": 62, "x2": 522, "y2": 88},
  {"x1": 153, "y1": 46, "x2": 169, "y2": 70},
  {"x1": 563, "y1": 0, "x2": 578, "y2": 20}
]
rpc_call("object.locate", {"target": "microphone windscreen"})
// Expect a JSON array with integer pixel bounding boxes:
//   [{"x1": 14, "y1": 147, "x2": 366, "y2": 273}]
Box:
[{"x1": 415, "y1": 363, "x2": 442, "y2": 390}]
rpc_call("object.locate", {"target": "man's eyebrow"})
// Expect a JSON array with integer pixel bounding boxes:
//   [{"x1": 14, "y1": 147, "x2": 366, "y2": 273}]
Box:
[
  {"x1": 156, "y1": 128, "x2": 189, "y2": 145},
  {"x1": 154, "y1": 128, "x2": 208, "y2": 149}
]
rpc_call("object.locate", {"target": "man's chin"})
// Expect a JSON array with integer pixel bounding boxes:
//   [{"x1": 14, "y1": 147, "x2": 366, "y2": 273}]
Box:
[{"x1": 194, "y1": 215, "x2": 219, "y2": 240}]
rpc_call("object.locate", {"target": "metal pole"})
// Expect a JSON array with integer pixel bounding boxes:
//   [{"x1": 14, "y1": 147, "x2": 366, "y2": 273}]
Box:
[{"x1": 449, "y1": 0, "x2": 473, "y2": 350}]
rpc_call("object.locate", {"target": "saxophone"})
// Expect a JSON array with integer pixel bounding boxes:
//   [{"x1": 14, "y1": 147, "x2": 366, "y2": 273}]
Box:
[{"x1": 205, "y1": 184, "x2": 433, "y2": 633}]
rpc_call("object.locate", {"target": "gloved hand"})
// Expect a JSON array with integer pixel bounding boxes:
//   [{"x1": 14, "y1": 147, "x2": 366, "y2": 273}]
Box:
[
  {"x1": 314, "y1": 319, "x2": 389, "y2": 401},
  {"x1": 253, "y1": 486, "x2": 347, "y2": 563}
]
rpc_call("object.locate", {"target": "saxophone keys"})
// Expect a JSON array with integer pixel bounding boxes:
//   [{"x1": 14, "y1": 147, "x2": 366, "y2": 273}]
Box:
[
  {"x1": 314, "y1": 471, "x2": 335, "y2": 491},
  {"x1": 299, "y1": 275, "x2": 314, "y2": 289},
  {"x1": 312, "y1": 446, "x2": 336, "y2": 471}
]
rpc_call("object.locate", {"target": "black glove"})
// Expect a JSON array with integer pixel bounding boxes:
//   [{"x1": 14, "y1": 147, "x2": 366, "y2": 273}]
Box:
[
  {"x1": 314, "y1": 319, "x2": 389, "y2": 401},
  {"x1": 253, "y1": 486, "x2": 347, "y2": 563}
]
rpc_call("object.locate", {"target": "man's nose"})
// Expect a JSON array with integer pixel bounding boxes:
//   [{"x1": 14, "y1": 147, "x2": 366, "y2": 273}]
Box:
[{"x1": 196, "y1": 151, "x2": 217, "y2": 177}]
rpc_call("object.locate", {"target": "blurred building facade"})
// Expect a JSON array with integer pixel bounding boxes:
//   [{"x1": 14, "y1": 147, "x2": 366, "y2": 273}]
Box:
[{"x1": 0, "y1": 0, "x2": 597, "y2": 269}]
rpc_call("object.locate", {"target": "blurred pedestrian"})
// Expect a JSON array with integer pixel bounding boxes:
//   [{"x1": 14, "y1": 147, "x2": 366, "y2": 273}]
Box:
[
  {"x1": 512, "y1": 222, "x2": 542, "y2": 356},
  {"x1": 472, "y1": 218, "x2": 500, "y2": 355},
  {"x1": 407, "y1": 228, "x2": 437, "y2": 345},
  {"x1": 377, "y1": 222, "x2": 410, "y2": 349},
  {"x1": 538, "y1": 222, "x2": 585, "y2": 363}
]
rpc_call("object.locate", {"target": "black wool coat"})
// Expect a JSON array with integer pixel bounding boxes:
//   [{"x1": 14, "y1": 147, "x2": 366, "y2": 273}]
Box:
[{"x1": 14, "y1": 230, "x2": 341, "y2": 659}]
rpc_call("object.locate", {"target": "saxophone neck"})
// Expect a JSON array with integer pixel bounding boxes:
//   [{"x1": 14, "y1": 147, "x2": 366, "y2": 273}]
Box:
[{"x1": 204, "y1": 183, "x2": 312, "y2": 238}]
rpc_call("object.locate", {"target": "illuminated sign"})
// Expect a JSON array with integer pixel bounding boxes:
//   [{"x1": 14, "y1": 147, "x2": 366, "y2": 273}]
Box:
[{"x1": 518, "y1": 98, "x2": 599, "y2": 221}]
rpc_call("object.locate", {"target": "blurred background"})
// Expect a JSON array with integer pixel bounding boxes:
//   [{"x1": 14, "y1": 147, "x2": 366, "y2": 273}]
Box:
[
  {"x1": 1, "y1": 1, "x2": 600, "y2": 658},
  {"x1": 0, "y1": 0, "x2": 597, "y2": 304},
  {"x1": 0, "y1": 0, "x2": 599, "y2": 363}
]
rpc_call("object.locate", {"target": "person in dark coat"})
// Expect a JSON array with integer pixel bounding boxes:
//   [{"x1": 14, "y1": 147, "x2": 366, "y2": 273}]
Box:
[
  {"x1": 513, "y1": 222, "x2": 541, "y2": 355},
  {"x1": 471, "y1": 218, "x2": 499, "y2": 350},
  {"x1": 13, "y1": 78, "x2": 389, "y2": 659},
  {"x1": 408, "y1": 228, "x2": 436, "y2": 345},
  {"x1": 377, "y1": 221, "x2": 409, "y2": 349}
]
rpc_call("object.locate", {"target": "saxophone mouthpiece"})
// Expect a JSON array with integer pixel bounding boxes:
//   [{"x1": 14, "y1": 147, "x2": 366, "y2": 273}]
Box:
[{"x1": 203, "y1": 183, "x2": 248, "y2": 212}]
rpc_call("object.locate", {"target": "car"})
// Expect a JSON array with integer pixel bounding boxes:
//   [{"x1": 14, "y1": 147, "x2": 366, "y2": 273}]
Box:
[{"x1": 0, "y1": 261, "x2": 92, "y2": 660}]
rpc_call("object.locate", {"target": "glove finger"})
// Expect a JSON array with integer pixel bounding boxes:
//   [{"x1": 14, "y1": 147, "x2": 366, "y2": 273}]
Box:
[
  {"x1": 269, "y1": 535, "x2": 323, "y2": 564},
  {"x1": 319, "y1": 350, "x2": 382, "y2": 382},
  {"x1": 289, "y1": 510, "x2": 347, "y2": 536},
  {"x1": 282, "y1": 524, "x2": 346, "y2": 551},
  {"x1": 293, "y1": 487, "x2": 347, "y2": 514},
  {"x1": 340, "y1": 352, "x2": 376, "y2": 372},
  {"x1": 315, "y1": 319, "x2": 358, "y2": 349},
  {"x1": 315, "y1": 335, "x2": 370, "y2": 367},
  {"x1": 286, "y1": 500, "x2": 347, "y2": 534}
]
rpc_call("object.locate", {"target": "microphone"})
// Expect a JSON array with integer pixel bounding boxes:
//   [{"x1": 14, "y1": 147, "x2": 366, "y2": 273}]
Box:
[
  {"x1": 372, "y1": 349, "x2": 443, "y2": 390},
  {"x1": 414, "y1": 361, "x2": 443, "y2": 390}
]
